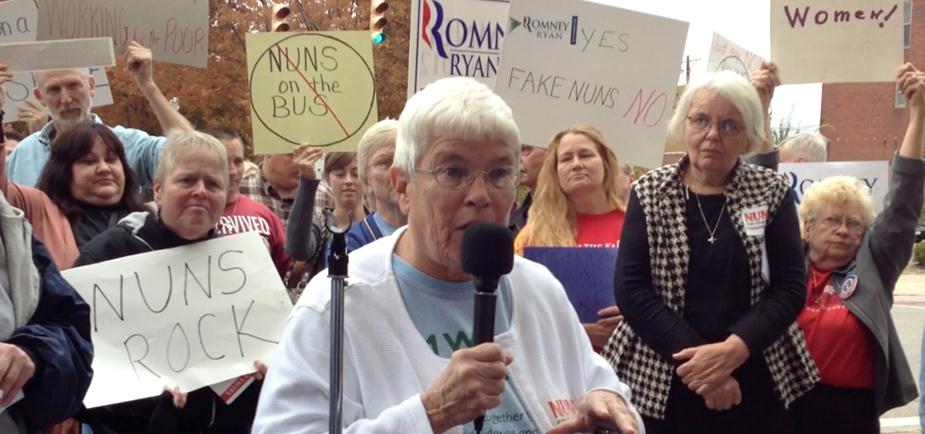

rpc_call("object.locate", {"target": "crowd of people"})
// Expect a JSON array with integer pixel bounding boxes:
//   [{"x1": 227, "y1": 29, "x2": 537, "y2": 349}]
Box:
[{"x1": 0, "y1": 39, "x2": 923, "y2": 434}]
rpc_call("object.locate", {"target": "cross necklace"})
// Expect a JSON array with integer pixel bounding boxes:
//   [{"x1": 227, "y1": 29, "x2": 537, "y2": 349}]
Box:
[{"x1": 692, "y1": 191, "x2": 726, "y2": 244}]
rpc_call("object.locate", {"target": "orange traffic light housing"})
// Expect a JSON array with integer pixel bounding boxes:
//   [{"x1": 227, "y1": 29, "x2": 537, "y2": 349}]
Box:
[
  {"x1": 370, "y1": 0, "x2": 389, "y2": 44},
  {"x1": 271, "y1": 3, "x2": 291, "y2": 32}
]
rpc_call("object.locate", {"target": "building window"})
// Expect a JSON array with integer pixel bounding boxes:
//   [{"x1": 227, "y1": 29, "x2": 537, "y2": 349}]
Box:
[
  {"x1": 896, "y1": 83, "x2": 907, "y2": 108},
  {"x1": 905, "y1": 1, "x2": 913, "y2": 48}
]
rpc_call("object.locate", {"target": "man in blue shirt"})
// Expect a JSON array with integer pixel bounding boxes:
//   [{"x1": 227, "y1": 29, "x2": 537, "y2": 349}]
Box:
[{"x1": 6, "y1": 41, "x2": 193, "y2": 187}]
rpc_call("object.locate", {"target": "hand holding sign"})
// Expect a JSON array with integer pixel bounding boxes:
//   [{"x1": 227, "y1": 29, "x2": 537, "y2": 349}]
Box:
[
  {"x1": 750, "y1": 62, "x2": 781, "y2": 114},
  {"x1": 0, "y1": 342, "x2": 35, "y2": 407},
  {"x1": 0, "y1": 64, "x2": 10, "y2": 107},
  {"x1": 16, "y1": 99, "x2": 48, "y2": 134},
  {"x1": 898, "y1": 63, "x2": 925, "y2": 110},
  {"x1": 124, "y1": 41, "x2": 155, "y2": 89},
  {"x1": 294, "y1": 143, "x2": 324, "y2": 180}
]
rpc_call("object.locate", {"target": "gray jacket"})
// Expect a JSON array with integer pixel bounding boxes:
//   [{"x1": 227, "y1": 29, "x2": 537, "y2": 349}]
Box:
[{"x1": 748, "y1": 150, "x2": 922, "y2": 414}]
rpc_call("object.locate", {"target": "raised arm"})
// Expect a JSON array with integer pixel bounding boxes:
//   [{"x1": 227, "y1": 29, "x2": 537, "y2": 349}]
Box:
[
  {"x1": 124, "y1": 41, "x2": 193, "y2": 134},
  {"x1": 285, "y1": 145, "x2": 325, "y2": 261},
  {"x1": 750, "y1": 61, "x2": 781, "y2": 157}
]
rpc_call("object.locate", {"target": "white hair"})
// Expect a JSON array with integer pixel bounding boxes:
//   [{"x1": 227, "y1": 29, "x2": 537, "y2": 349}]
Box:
[
  {"x1": 667, "y1": 71, "x2": 766, "y2": 154},
  {"x1": 394, "y1": 77, "x2": 521, "y2": 175},
  {"x1": 779, "y1": 132, "x2": 828, "y2": 162},
  {"x1": 357, "y1": 119, "x2": 399, "y2": 182}
]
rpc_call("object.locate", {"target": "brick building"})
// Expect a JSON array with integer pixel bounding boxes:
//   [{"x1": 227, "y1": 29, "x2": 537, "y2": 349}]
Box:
[{"x1": 821, "y1": 1, "x2": 922, "y2": 161}]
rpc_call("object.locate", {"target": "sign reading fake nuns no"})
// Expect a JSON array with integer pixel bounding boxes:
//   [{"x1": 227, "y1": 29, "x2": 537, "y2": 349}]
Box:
[
  {"x1": 494, "y1": 0, "x2": 688, "y2": 169},
  {"x1": 62, "y1": 232, "x2": 293, "y2": 408}
]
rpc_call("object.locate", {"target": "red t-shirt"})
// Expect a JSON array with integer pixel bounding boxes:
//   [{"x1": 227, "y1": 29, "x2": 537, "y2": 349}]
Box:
[
  {"x1": 216, "y1": 194, "x2": 291, "y2": 277},
  {"x1": 796, "y1": 265, "x2": 874, "y2": 389},
  {"x1": 575, "y1": 209, "x2": 624, "y2": 248}
]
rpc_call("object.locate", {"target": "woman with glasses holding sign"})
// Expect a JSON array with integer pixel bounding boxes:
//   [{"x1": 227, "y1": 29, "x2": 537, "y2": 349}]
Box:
[
  {"x1": 751, "y1": 63, "x2": 923, "y2": 434},
  {"x1": 513, "y1": 124, "x2": 627, "y2": 352},
  {"x1": 603, "y1": 68, "x2": 815, "y2": 433}
]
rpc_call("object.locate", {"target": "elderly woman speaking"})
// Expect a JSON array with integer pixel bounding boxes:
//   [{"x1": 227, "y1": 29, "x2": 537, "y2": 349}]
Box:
[
  {"x1": 604, "y1": 70, "x2": 816, "y2": 433},
  {"x1": 254, "y1": 77, "x2": 643, "y2": 434},
  {"x1": 786, "y1": 64, "x2": 924, "y2": 434}
]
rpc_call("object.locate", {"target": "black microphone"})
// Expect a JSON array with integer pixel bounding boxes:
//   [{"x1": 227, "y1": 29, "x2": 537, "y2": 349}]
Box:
[{"x1": 460, "y1": 222, "x2": 514, "y2": 434}]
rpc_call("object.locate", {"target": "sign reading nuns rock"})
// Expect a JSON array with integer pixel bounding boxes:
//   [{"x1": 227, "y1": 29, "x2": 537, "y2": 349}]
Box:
[
  {"x1": 247, "y1": 31, "x2": 378, "y2": 154},
  {"x1": 771, "y1": 0, "x2": 903, "y2": 84},
  {"x1": 494, "y1": 0, "x2": 688, "y2": 168},
  {"x1": 408, "y1": 0, "x2": 509, "y2": 96},
  {"x1": 62, "y1": 232, "x2": 293, "y2": 408}
]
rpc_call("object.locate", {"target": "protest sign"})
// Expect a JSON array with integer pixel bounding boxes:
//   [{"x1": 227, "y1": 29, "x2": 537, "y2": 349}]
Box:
[
  {"x1": 494, "y1": 0, "x2": 688, "y2": 168},
  {"x1": 247, "y1": 31, "x2": 378, "y2": 154},
  {"x1": 0, "y1": 0, "x2": 37, "y2": 44},
  {"x1": 771, "y1": 0, "x2": 903, "y2": 84},
  {"x1": 706, "y1": 32, "x2": 765, "y2": 79},
  {"x1": 779, "y1": 160, "x2": 889, "y2": 213},
  {"x1": 35, "y1": 0, "x2": 208, "y2": 68},
  {"x1": 2, "y1": 67, "x2": 113, "y2": 122},
  {"x1": 62, "y1": 232, "x2": 293, "y2": 408},
  {"x1": 522, "y1": 247, "x2": 617, "y2": 323},
  {"x1": 408, "y1": 0, "x2": 509, "y2": 96},
  {"x1": 0, "y1": 38, "x2": 114, "y2": 72}
]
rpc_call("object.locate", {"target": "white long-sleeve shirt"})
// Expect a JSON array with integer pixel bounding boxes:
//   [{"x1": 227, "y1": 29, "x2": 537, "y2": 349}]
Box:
[{"x1": 253, "y1": 228, "x2": 644, "y2": 433}]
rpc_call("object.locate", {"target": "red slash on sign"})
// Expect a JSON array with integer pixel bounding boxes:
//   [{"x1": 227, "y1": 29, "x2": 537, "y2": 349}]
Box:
[{"x1": 272, "y1": 42, "x2": 350, "y2": 138}]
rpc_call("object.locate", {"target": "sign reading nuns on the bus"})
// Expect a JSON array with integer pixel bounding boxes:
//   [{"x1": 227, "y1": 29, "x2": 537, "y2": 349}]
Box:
[
  {"x1": 62, "y1": 232, "x2": 293, "y2": 408},
  {"x1": 494, "y1": 0, "x2": 688, "y2": 168}
]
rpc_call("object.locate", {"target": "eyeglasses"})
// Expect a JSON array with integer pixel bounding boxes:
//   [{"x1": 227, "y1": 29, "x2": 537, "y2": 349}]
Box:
[
  {"x1": 687, "y1": 114, "x2": 744, "y2": 136},
  {"x1": 815, "y1": 215, "x2": 866, "y2": 234},
  {"x1": 417, "y1": 165, "x2": 520, "y2": 190}
]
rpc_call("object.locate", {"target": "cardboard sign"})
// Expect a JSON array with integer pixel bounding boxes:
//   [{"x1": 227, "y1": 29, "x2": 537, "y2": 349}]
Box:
[
  {"x1": 62, "y1": 232, "x2": 293, "y2": 408},
  {"x1": 0, "y1": 37, "x2": 114, "y2": 72},
  {"x1": 494, "y1": 0, "x2": 688, "y2": 168},
  {"x1": 35, "y1": 0, "x2": 208, "y2": 68},
  {"x1": 0, "y1": 0, "x2": 37, "y2": 44},
  {"x1": 771, "y1": 0, "x2": 903, "y2": 84},
  {"x1": 407, "y1": 0, "x2": 509, "y2": 96},
  {"x1": 706, "y1": 32, "x2": 765, "y2": 79},
  {"x1": 3, "y1": 67, "x2": 113, "y2": 120},
  {"x1": 247, "y1": 31, "x2": 378, "y2": 154},
  {"x1": 522, "y1": 247, "x2": 617, "y2": 323},
  {"x1": 779, "y1": 160, "x2": 889, "y2": 213}
]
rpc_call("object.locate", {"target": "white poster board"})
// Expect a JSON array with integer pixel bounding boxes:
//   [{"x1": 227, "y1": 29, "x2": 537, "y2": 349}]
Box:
[
  {"x1": 706, "y1": 32, "x2": 765, "y2": 79},
  {"x1": 36, "y1": 0, "x2": 208, "y2": 68},
  {"x1": 0, "y1": 38, "x2": 114, "y2": 72},
  {"x1": 3, "y1": 67, "x2": 113, "y2": 121},
  {"x1": 0, "y1": 0, "x2": 37, "y2": 44},
  {"x1": 779, "y1": 160, "x2": 890, "y2": 213},
  {"x1": 408, "y1": 0, "x2": 509, "y2": 96},
  {"x1": 770, "y1": 0, "x2": 903, "y2": 84},
  {"x1": 494, "y1": 0, "x2": 688, "y2": 168},
  {"x1": 62, "y1": 232, "x2": 293, "y2": 408}
]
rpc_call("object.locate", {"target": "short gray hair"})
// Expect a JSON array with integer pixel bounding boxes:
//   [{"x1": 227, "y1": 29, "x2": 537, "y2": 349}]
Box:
[
  {"x1": 394, "y1": 77, "x2": 520, "y2": 175},
  {"x1": 667, "y1": 71, "x2": 766, "y2": 154},
  {"x1": 155, "y1": 130, "x2": 229, "y2": 188},
  {"x1": 779, "y1": 132, "x2": 828, "y2": 162},
  {"x1": 357, "y1": 119, "x2": 399, "y2": 182}
]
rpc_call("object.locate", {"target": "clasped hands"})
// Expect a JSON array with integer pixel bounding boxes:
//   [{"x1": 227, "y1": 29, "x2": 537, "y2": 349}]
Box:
[{"x1": 672, "y1": 335, "x2": 750, "y2": 411}]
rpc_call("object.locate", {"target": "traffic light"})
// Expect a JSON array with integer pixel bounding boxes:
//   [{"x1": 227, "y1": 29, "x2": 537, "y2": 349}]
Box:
[
  {"x1": 370, "y1": 0, "x2": 389, "y2": 45},
  {"x1": 271, "y1": 2, "x2": 291, "y2": 32}
]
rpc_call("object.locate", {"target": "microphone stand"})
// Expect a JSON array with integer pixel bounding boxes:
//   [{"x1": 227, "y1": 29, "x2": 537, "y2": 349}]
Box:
[{"x1": 325, "y1": 208, "x2": 351, "y2": 434}]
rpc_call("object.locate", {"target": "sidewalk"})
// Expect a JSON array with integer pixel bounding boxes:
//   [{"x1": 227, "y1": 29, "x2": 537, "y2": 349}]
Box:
[{"x1": 897, "y1": 272, "x2": 925, "y2": 296}]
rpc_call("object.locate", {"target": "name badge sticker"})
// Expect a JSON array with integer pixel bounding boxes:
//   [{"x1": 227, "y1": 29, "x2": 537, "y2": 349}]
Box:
[{"x1": 742, "y1": 206, "x2": 769, "y2": 236}]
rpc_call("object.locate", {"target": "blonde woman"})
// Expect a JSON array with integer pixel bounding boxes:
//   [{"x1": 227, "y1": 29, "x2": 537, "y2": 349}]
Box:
[{"x1": 514, "y1": 124, "x2": 627, "y2": 350}]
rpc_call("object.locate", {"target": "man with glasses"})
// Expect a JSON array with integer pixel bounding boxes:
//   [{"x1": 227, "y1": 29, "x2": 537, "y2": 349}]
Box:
[{"x1": 253, "y1": 77, "x2": 642, "y2": 434}]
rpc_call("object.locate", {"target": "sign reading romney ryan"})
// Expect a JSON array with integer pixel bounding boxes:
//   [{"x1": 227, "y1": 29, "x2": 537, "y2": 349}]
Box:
[
  {"x1": 408, "y1": 0, "x2": 508, "y2": 95},
  {"x1": 494, "y1": 0, "x2": 687, "y2": 169}
]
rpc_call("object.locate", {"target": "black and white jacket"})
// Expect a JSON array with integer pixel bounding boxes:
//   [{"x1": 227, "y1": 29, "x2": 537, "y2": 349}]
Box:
[{"x1": 603, "y1": 156, "x2": 819, "y2": 419}]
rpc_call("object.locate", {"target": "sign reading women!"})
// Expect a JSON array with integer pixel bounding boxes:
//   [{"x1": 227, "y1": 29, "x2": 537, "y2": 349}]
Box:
[
  {"x1": 494, "y1": 0, "x2": 687, "y2": 169},
  {"x1": 62, "y1": 232, "x2": 293, "y2": 408},
  {"x1": 247, "y1": 31, "x2": 378, "y2": 154},
  {"x1": 771, "y1": 0, "x2": 903, "y2": 84}
]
